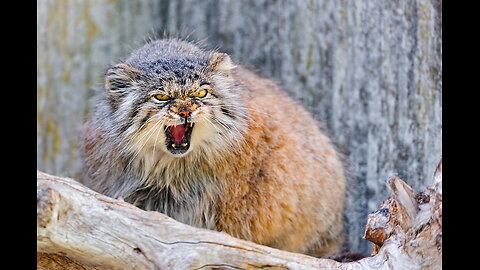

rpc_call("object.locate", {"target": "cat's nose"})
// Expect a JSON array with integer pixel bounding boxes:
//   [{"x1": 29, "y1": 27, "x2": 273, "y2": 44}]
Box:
[{"x1": 178, "y1": 109, "x2": 192, "y2": 118}]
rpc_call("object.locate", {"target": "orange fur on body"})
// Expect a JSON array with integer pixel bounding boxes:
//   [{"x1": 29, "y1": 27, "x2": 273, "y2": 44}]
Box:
[{"x1": 214, "y1": 67, "x2": 346, "y2": 255}]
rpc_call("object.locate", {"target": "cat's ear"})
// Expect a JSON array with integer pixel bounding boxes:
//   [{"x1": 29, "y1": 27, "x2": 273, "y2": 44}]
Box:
[
  {"x1": 104, "y1": 63, "x2": 141, "y2": 94},
  {"x1": 208, "y1": 52, "x2": 234, "y2": 75}
]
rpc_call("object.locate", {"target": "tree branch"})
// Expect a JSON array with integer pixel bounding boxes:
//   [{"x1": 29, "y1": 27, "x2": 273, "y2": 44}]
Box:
[{"x1": 37, "y1": 160, "x2": 442, "y2": 270}]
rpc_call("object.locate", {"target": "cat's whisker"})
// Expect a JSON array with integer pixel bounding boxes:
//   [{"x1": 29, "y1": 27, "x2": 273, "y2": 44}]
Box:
[
  {"x1": 126, "y1": 119, "x2": 164, "y2": 172},
  {"x1": 202, "y1": 116, "x2": 223, "y2": 135},
  {"x1": 126, "y1": 116, "x2": 156, "y2": 141},
  {"x1": 124, "y1": 114, "x2": 169, "y2": 155},
  {"x1": 152, "y1": 119, "x2": 166, "y2": 156},
  {"x1": 202, "y1": 116, "x2": 239, "y2": 148},
  {"x1": 123, "y1": 117, "x2": 157, "y2": 152},
  {"x1": 219, "y1": 122, "x2": 246, "y2": 147},
  {"x1": 207, "y1": 115, "x2": 245, "y2": 148},
  {"x1": 211, "y1": 116, "x2": 237, "y2": 135},
  {"x1": 118, "y1": 121, "x2": 155, "y2": 162}
]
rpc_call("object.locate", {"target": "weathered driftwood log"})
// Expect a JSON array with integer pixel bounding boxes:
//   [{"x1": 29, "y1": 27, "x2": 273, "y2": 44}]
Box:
[
  {"x1": 37, "y1": 171, "x2": 343, "y2": 270},
  {"x1": 363, "y1": 160, "x2": 442, "y2": 269},
  {"x1": 37, "y1": 160, "x2": 442, "y2": 270}
]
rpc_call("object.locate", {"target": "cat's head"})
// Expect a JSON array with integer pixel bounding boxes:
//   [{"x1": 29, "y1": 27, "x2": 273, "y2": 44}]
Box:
[{"x1": 104, "y1": 40, "x2": 248, "y2": 158}]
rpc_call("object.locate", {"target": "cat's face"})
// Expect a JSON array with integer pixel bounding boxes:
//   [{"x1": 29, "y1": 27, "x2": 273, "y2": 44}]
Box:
[{"x1": 104, "y1": 53, "x2": 247, "y2": 158}]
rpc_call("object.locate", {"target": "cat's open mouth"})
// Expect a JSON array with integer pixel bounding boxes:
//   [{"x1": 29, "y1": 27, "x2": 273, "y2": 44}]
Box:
[{"x1": 165, "y1": 120, "x2": 195, "y2": 155}]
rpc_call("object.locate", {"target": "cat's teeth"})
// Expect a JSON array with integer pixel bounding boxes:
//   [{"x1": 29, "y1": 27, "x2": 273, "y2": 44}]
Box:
[
  {"x1": 181, "y1": 143, "x2": 188, "y2": 147},
  {"x1": 172, "y1": 143, "x2": 176, "y2": 147}
]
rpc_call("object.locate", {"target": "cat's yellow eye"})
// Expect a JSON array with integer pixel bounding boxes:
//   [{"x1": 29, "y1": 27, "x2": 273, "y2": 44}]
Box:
[
  {"x1": 154, "y1": 93, "x2": 171, "y2": 101},
  {"x1": 194, "y1": 89, "x2": 208, "y2": 98}
]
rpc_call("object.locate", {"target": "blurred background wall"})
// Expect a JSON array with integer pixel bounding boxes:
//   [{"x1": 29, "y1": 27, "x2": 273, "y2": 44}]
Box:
[{"x1": 37, "y1": 0, "x2": 442, "y2": 254}]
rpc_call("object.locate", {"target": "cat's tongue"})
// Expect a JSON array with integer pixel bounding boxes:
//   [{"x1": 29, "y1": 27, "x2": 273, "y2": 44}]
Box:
[{"x1": 169, "y1": 124, "x2": 186, "y2": 143}]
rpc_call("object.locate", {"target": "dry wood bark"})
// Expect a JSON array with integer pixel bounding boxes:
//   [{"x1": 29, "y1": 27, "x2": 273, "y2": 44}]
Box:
[
  {"x1": 37, "y1": 160, "x2": 442, "y2": 270},
  {"x1": 37, "y1": 253, "x2": 100, "y2": 270},
  {"x1": 362, "y1": 160, "x2": 442, "y2": 269}
]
